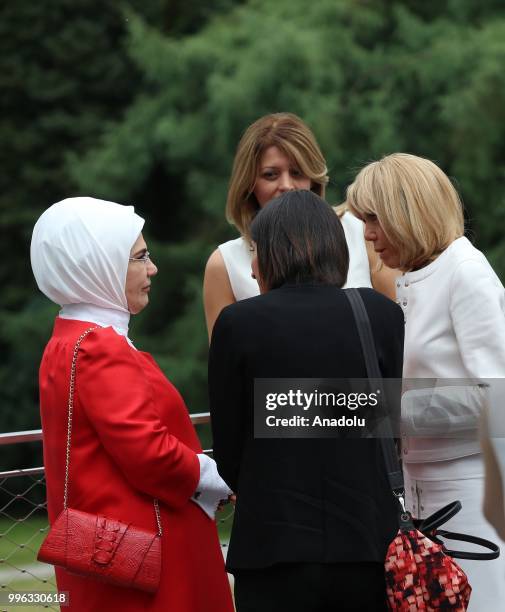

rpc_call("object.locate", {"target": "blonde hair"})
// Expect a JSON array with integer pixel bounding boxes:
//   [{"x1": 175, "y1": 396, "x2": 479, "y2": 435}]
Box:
[
  {"x1": 226, "y1": 113, "x2": 328, "y2": 239},
  {"x1": 346, "y1": 153, "x2": 465, "y2": 270},
  {"x1": 333, "y1": 202, "x2": 347, "y2": 219}
]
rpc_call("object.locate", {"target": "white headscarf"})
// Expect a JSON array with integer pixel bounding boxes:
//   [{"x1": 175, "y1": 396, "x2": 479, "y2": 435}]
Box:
[{"x1": 30, "y1": 197, "x2": 144, "y2": 337}]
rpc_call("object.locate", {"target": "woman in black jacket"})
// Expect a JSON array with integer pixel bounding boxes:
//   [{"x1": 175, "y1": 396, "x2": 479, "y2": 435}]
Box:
[{"x1": 209, "y1": 190, "x2": 404, "y2": 612}]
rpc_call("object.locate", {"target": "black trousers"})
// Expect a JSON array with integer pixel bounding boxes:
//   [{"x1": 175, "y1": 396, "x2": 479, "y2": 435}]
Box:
[{"x1": 234, "y1": 562, "x2": 388, "y2": 612}]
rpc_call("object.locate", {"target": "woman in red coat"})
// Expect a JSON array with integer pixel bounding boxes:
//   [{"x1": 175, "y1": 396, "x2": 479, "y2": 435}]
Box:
[{"x1": 30, "y1": 197, "x2": 234, "y2": 612}]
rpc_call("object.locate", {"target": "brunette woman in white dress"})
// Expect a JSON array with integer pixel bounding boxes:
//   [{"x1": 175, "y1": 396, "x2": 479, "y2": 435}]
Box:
[
  {"x1": 203, "y1": 112, "x2": 397, "y2": 338},
  {"x1": 346, "y1": 152, "x2": 505, "y2": 611}
]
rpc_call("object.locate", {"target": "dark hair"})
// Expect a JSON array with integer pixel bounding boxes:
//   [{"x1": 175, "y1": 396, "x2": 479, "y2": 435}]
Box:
[{"x1": 250, "y1": 190, "x2": 349, "y2": 290}]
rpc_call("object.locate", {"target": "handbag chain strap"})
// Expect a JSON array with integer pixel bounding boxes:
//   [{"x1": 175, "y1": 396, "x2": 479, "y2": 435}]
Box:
[{"x1": 63, "y1": 326, "x2": 163, "y2": 536}]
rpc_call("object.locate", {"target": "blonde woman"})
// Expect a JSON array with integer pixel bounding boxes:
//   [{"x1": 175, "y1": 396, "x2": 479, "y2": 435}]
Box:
[
  {"x1": 203, "y1": 113, "x2": 396, "y2": 338},
  {"x1": 346, "y1": 153, "x2": 505, "y2": 611}
]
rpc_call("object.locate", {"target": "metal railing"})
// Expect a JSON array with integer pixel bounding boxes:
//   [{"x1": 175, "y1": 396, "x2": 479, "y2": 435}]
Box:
[{"x1": 0, "y1": 413, "x2": 218, "y2": 611}]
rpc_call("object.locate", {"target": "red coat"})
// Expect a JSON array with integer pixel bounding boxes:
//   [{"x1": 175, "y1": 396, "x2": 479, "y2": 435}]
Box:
[{"x1": 39, "y1": 318, "x2": 234, "y2": 612}]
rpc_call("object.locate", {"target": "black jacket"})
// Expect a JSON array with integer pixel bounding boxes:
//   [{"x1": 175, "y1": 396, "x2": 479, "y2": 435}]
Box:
[{"x1": 208, "y1": 284, "x2": 404, "y2": 571}]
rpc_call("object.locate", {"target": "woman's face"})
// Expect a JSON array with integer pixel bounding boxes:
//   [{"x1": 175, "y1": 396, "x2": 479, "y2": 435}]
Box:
[
  {"x1": 125, "y1": 233, "x2": 158, "y2": 314},
  {"x1": 253, "y1": 146, "x2": 311, "y2": 208},
  {"x1": 363, "y1": 214, "x2": 401, "y2": 269}
]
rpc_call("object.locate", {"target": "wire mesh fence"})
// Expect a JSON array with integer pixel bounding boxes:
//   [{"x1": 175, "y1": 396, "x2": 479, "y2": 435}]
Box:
[
  {"x1": 0, "y1": 468, "x2": 58, "y2": 611},
  {"x1": 0, "y1": 414, "x2": 233, "y2": 612}
]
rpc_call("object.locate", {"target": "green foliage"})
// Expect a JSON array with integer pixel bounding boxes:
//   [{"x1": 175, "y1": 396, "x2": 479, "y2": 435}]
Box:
[
  {"x1": 0, "y1": 1, "x2": 146, "y2": 452},
  {"x1": 3, "y1": 1, "x2": 505, "y2": 449},
  {"x1": 0, "y1": 0, "x2": 242, "y2": 464},
  {"x1": 64, "y1": 0, "x2": 505, "y2": 413}
]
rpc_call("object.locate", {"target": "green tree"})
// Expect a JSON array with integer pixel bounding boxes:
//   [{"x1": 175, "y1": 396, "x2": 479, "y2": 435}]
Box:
[
  {"x1": 67, "y1": 0, "x2": 505, "y2": 413},
  {"x1": 3, "y1": 0, "x2": 505, "y2": 442},
  {"x1": 0, "y1": 0, "x2": 240, "y2": 445}
]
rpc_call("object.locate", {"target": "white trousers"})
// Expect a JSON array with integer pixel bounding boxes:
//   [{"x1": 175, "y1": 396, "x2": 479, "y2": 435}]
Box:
[{"x1": 404, "y1": 456, "x2": 505, "y2": 611}]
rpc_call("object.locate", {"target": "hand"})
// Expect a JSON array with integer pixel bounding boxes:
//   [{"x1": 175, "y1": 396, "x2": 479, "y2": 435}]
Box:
[{"x1": 191, "y1": 454, "x2": 233, "y2": 519}]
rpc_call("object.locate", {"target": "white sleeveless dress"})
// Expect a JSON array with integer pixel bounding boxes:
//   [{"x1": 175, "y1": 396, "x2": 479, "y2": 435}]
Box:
[{"x1": 218, "y1": 211, "x2": 372, "y2": 301}]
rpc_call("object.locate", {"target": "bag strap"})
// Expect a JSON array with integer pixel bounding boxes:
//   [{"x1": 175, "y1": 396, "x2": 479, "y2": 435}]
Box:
[
  {"x1": 63, "y1": 327, "x2": 162, "y2": 537},
  {"x1": 344, "y1": 289, "x2": 404, "y2": 494},
  {"x1": 416, "y1": 501, "x2": 500, "y2": 560},
  {"x1": 433, "y1": 530, "x2": 500, "y2": 560},
  {"x1": 417, "y1": 501, "x2": 462, "y2": 532},
  {"x1": 345, "y1": 290, "x2": 501, "y2": 561}
]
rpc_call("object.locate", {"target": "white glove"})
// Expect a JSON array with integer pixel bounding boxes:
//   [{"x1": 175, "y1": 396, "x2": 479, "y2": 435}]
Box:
[{"x1": 191, "y1": 453, "x2": 232, "y2": 520}]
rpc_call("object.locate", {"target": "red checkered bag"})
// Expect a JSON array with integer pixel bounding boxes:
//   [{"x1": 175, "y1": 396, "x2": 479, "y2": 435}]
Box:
[{"x1": 385, "y1": 502, "x2": 471, "y2": 611}]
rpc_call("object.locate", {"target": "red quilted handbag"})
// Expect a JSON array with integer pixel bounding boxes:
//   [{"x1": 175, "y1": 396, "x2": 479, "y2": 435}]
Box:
[
  {"x1": 346, "y1": 289, "x2": 500, "y2": 612},
  {"x1": 37, "y1": 328, "x2": 162, "y2": 593}
]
